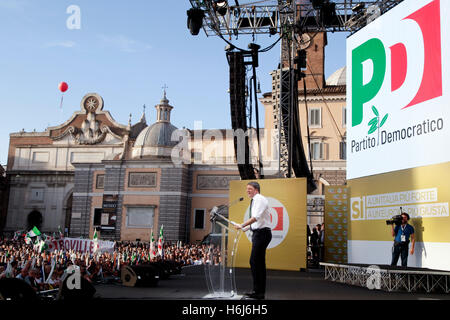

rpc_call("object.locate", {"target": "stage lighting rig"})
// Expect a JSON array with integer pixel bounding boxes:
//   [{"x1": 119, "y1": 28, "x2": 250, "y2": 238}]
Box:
[
  {"x1": 320, "y1": 0, "x2": 337, "y2": 26},
  {"x1": 187, "y1": 7, "x2": 205, "y2": 35}
]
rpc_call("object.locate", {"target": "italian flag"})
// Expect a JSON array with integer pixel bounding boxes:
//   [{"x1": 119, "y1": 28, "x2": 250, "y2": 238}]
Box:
[
  {"x1": 58, "y1": 226, "x2": 64, "y2": 239},
  {"x1": 39, "y1": 240, "x2": 48, "y2": 253},
  {"x1": 150, "y1": 230, "x2": 156, "y2": 259},
  {"x1": 93, "y1": 229, "x2": 99, "y2": 253},
  {"x1": 157, "y1": 225, "x2": 164, "y2": 258},
  {"x1": 27, "y1": 226, "x2": 41, "y2": 238}
]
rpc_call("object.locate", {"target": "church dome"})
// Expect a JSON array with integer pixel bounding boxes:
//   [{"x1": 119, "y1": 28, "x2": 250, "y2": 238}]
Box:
[
  {"x1": 131, "y1": 90, "x2": 179, "y2": 159},
  {"x1": 326, "y1": 66, "x2": 346, "y2": 86},
  {"x1": 134, "y1": 122, "x2": 178, "y2": 148}
]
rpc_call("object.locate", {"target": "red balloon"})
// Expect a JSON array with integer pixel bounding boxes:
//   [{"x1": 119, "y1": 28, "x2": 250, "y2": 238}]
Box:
[{"x1": 59, "y1": 82, "x2": 69, "y2": 93}]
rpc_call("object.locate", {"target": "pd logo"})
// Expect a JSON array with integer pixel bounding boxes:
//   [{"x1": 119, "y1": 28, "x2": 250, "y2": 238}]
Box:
[
  {"x1": 244, "y1": 197, "x2": 289, "y2": 249},
  {"x1": 352, "y1": 0, "x2": 442, "y2": 128}
]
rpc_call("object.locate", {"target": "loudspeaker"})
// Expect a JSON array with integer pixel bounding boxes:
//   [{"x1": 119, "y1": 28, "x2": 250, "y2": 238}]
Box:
[
  {"x1": 0, "y1": 278, "x2": 39, "y2": 301},
  {"x1": 121, "y1": 265, "x2": 159, "y2": 287},
  {"x1": 58, "y1": 275, "x2": 96, "y2": 300}
]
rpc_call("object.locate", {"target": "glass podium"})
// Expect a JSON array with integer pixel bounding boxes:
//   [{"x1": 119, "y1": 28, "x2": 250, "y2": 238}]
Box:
[{"x1": 203, "y1": 207, "x2": 245, "y2": 299}]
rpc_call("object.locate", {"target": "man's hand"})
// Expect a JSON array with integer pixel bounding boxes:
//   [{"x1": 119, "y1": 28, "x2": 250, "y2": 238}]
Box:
[{"x1": 234, "y1": 224, "x2": 243, "y2": 230}]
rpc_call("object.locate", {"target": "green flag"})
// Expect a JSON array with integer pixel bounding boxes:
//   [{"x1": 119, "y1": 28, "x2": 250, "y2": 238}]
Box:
[
  {"x1": 27, "y1": 226, "x2": 41, "y2": 238},
  {"x1": 157, "y1": 225, "x2": 164, "y2": 257}
]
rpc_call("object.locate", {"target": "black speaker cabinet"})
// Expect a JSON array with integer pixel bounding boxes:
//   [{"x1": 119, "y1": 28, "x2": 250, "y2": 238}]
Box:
[{"x1": 121, "y1": 265, "x2": 159, "y2": 287}]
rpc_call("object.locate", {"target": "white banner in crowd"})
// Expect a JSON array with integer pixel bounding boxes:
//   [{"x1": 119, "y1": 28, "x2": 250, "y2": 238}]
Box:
[{"x1": 46, "y1": 238, "x2": 115, "y2": 254}]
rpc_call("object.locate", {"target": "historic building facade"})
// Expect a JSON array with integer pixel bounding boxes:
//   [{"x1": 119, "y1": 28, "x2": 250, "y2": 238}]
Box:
[
  {"x1": 4, "y1": 91, "x2": 247, "y2": 243},
  {"x1": 4, "y1": 33, "x2": 346, "y2": 241}
]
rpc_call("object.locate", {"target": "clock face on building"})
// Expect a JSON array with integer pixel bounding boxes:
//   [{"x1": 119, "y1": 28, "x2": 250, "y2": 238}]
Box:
[
  {"x1": 299, "y1": 33, "x2": 311, "y2": 50},
  {"x1": 84, "y1": 96, "x2": 99, "y2": 112}
]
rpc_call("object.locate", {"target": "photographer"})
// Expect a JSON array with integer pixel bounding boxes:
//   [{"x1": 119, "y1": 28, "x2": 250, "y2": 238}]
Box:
[{"x1": 390, "y1": 212, "x2": 415, "y2": 267}]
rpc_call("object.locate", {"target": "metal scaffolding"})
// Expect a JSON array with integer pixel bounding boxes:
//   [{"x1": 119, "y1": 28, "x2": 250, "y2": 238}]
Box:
[
  {"x1": 188, "y1": 0, "x2": 403, "y2": 181},
  {"x1": 322, "y1": 262, "x2": 450, "y2": 293}
]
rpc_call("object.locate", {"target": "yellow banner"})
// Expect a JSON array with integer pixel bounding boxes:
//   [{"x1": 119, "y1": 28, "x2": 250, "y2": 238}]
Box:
[
  {"x1": 348, "y1": 162, "x2": 450, "y2": 243},
  {"x1": 229, "y1": 178, "x2": 307, "y2": 271},
  {"x1": 324, "y1": 186, "x2": 348, "y2": 263}
]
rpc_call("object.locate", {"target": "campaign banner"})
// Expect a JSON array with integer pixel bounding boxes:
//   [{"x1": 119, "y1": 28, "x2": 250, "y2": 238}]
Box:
[
  {"x1": 229, "y1": 178, "x2": 307, "y2": 271},
  {"x1": 324, "y1": 186, "x2": 348, "y2": 264},
  {"x1": 346, "y1": 0, "x2": 450, "y2": 271},
  {"x1": 347, "y1": 0, "x2": 450, "y2": 179},
  {"x1": 46, "y1": 238, "x2": 115, "y2": 254},
  {"x1": 348, "y1": 162, "x2": 450, "y2": 270}
]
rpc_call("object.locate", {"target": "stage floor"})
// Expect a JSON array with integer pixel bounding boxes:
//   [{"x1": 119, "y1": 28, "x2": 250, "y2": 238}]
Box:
[
  {"x1": 335, "y1": 263, "x2": 450, "y2": 274},
  {"x1": 94, "y1": 265, "x2": 450, "y2": 300}
]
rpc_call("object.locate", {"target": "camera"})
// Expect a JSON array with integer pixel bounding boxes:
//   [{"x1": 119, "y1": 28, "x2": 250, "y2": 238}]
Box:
[{"x1": 386, "y1": 215, "x2": 403, "y2": 226}]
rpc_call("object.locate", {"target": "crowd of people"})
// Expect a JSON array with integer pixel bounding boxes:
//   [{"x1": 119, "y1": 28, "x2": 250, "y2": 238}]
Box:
[{"x1": 0, "y1": 237, "x2": 221, "y2": 292}]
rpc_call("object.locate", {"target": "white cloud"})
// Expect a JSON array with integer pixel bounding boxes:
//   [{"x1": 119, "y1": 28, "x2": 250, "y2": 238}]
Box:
[{"x1": 97, "y1": 34, "x2": 152, "y2": 53}]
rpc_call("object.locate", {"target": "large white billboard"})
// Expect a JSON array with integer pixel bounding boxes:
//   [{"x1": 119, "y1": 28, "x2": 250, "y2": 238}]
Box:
[{"x1": 346, "y1": 0, "x2": 450, "y2": 180}]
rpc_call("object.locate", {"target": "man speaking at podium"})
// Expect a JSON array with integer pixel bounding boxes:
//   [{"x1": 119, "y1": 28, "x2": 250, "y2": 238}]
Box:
[{"x1": 235, "y1": 181, "x2": 272, "y2": 300}]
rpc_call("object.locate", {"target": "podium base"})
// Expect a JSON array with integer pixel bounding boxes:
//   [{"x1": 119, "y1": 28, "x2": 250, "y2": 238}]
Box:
[{"x1": 203, "y1": 293, "x2": 243, "y2": 300}]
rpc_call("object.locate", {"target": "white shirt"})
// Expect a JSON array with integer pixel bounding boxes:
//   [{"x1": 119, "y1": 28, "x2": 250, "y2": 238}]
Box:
[{"x1": 249, "y1": 193, "x2": 271, "y2": 230}]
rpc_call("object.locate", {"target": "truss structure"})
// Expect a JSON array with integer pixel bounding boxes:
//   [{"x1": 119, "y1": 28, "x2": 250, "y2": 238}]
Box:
[
  {"x1": 189, "y1": 1, "x2": 403, "y2": 37},
  {"x1": 188, "y1": 0, "x2": 402, "y2": 180},
  {"x1": 322, "y1": 263, "x2": 450, "y2": 293}
]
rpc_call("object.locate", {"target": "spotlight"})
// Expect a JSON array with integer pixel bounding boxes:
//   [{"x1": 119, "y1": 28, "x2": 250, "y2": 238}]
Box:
[
  {"x1": 269, "y1": 27, "x2": 277, "y2": 35},
  {"x1": 214, "y1": 0, "x2": 228, "y2": 16},
  {"x1": 320, "y1": 0, "x2": 336, "y2": 26},
  {"x1": 187, "y1": 8, "x2": 205, "y2": 36}
]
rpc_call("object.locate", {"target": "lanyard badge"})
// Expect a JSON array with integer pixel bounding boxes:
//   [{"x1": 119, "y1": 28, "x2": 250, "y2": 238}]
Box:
[{"x1": 401, "y1": 225, "x2": 406, "y2": 242}]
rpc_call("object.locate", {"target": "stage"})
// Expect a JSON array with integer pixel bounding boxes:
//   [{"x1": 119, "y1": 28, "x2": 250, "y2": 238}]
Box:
[
  {"x1": 321, "y1": 263, "x2": 450, "y2": 293},
  {"x1": 93, "y1": 265, "x2": 450, "y2": 300}
]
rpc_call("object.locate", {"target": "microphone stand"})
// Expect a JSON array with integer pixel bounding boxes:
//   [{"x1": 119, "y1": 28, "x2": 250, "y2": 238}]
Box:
[{"x1": 210, "y1": 198, "x2": 250, "y2": 232}]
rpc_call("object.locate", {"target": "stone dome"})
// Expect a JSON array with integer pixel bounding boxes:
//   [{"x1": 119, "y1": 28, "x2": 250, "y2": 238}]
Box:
[
  {"x1": 326, "y1": 66, "x2": 346, "y2": 86},
  {"x1": 134, "y1": 122, "x2": 178, "y2": 148},
  {"x1": 131, "y1": 90, "x2": 179, "y2": 159}
]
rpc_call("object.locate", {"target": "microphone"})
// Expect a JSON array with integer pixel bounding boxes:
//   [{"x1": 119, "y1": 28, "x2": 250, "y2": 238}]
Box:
[{"x1": 209, "y1": 197, "x2": 245, "y2": 222}]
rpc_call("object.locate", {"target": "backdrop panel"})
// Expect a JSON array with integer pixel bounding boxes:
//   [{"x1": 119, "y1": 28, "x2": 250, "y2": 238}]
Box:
[
  {"x1": 324, "y1": 186, "x2": 348, "y2": 264},
  {"x1": 229, "y1": 178, "x2": 307, "y2": 271},
  {"x1": 347, "y1": 0, "x2": 450, "y2": 270}
]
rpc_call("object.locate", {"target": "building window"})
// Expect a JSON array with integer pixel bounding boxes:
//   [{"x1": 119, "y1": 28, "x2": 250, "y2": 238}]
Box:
[
  {"x1": 340, "y1": 141, "x2": 347, "y2": 160},
  {"x1": 342, "y1": 106, "x2": 347, "y2": 128},
  {"x1": 126, "y1": 206, "x2": 155, "y2": 228},
  {"x1": 96, "y1": 174, "x2": 104, "y2": 189},
  {"x1": 93, "y1": 208, "x2": 102, "y2": 226},
  {"x1": 310, "y1": 142, "x2": 322, "y2": 160},
  {"x1": 309, "y1": 108, "x2": 322, "y2": 127},
  {"x1": 310, "y1": 141, "x2": 328, "y2": 160},
  {"x1": 164, "y1": 110, "x2": 168, "y2": 120},
  {"x1": 194, "y1": 209, "x2": 205, "y2": 229},
  {"x1": 30, "y1": 188, "x2": 45, "y2": 202}
]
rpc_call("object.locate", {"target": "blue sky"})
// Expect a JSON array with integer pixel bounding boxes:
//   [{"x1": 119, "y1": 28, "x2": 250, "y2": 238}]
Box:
[{"x1": 0, "y1": 0, "x2": 348, "y2": 165}]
